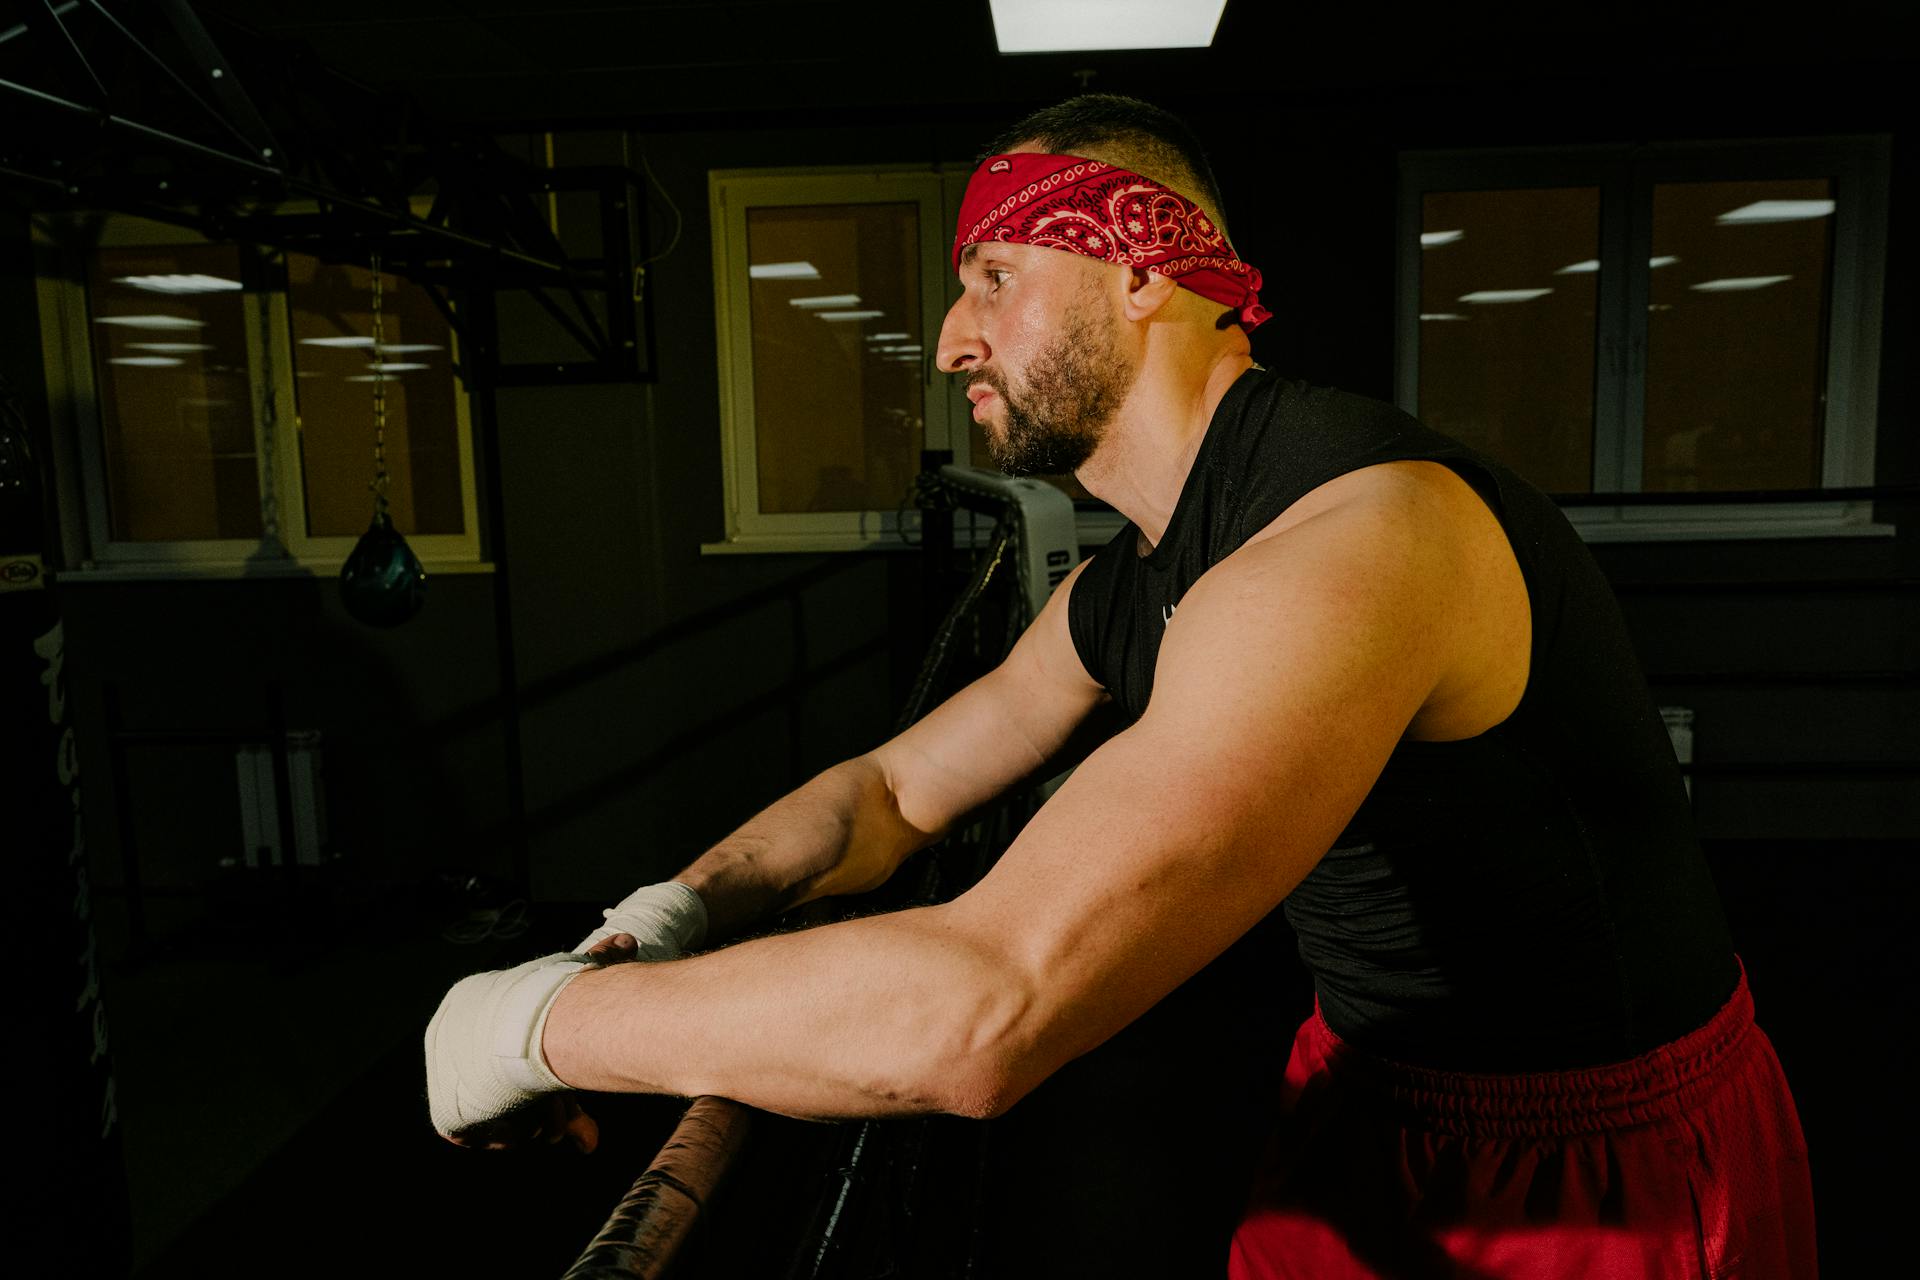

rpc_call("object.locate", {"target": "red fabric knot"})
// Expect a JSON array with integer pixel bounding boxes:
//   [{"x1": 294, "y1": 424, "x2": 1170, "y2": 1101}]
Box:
[{"x1": 954, "y1": 152, "x2": 1271, "y2": 332}]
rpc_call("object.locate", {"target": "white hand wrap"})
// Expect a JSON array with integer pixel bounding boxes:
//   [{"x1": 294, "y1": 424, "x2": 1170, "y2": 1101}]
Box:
[
  {"x1": 424, "y1": 952, "x2": 590, "y2": 1138},
  {"x1": 573, "y1": 881, "x2": 708, "y2": 959}
]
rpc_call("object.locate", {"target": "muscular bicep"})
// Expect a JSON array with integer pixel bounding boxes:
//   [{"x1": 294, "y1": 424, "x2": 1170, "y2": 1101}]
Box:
[
  {"x1": 935, "y1": 488, "x2": 1465, "y2": 1104},
  {"x1": 871, "y1": 559, "x2": 1110, "y2": 839}
]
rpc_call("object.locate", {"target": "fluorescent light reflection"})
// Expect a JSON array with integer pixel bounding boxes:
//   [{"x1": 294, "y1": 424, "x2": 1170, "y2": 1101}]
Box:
[
  {"x1": 1459, "y1": 289, "x2": 1554, "y2": 304},
  {"x1": 126, "y1": 342, "x2": 212, "y2": 352},
  {"x1": 109, "y1": 356, "x2": 184, "y2": 367},
  {"x1": 1689, "y1": 276, "x2": 1793, "y2": 292},
  {"x1": 750, "y1": 261, "x2": 821, "y2": 280},
  {"x1": 94, "y1": 315, "x2": 206, "y2": 330},
  {"x1": 865, "y1": 333, "x2": 911, "y2": 342},
  {"x1": 113, "y1": 273, "x2": 243, "y2": 294},
  {"x1": 365, "y1": 361, "x2": 430, "y2": 372},
  {"x1": 818, "y1": 310, "x2": 885, "y2": 321},
  {"x1": 376, "y1": 343, "x2": 442, "y2": 354},
  {"x1": 300, "y1": 336, "x2": 376, "y2": 348},
  {"x1": 1717, "y1": 200, "x2": 1835, "y2": 225},
  {"x1": 989, "y1": 0, "x2": 1228, "y2": 53},
  {"x1": 1419, "y1": 313, "x2": 1467, "y2": 321},
  {"x1": 1556, "y1": 256, "x2": 1679, "y2": 275},
  {"x1": 790, "y1": 294, "x2": 862, "y2": 309},
  {"x1": 1421, "y1": 230, "x2": 1464, "y2": 248}
]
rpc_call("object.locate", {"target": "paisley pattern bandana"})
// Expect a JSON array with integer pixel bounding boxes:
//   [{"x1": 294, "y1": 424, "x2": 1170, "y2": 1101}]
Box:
[{"x1": 953, "y1": 152, "x2": 1271, "y2": 331}]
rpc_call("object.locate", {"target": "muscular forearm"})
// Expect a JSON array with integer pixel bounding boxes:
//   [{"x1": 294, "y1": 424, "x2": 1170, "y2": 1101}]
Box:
[
  {"x1": 671, "y1": 754, "x2": 938, "y2": 942},
  {"x1": 541, "y1": 902, "x2": 1029, "y2": 1121}
]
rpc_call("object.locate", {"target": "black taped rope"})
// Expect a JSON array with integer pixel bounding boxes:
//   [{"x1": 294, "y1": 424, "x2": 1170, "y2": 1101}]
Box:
[{"x1": 559, "y1": 1096, "x2": 753, "y2": 1280}]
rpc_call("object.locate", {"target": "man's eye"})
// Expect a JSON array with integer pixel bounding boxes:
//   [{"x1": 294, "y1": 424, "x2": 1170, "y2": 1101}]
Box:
[{"x1": 986, "y1": 270, "x2": 1009, "y2": 290}]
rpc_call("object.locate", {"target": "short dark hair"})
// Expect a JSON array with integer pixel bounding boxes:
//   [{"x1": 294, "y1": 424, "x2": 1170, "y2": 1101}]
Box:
[{"x1": 983, "y1": 94, "x2": 1229, "y2": 235}]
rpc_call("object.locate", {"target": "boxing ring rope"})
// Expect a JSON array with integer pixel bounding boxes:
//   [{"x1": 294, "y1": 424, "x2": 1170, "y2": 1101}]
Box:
[
  {"x1": 559, "y1": 466, "x2": 1079, "y2": 1278},
  {"x1": 559, "y1": 1097, "x2": 755, "y2": 1280}
]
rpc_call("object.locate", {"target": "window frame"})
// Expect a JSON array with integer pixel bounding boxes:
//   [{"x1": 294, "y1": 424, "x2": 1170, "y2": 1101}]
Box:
[
  {"x1": 705, "y1": 165, "x2": 967, "y2": 554},
  {"x1": 32, "y1": 210, "x2": 486, "y2": 578},
  {"x1": 1396, "y1": 136, "x2": 1891, "y2": 541}
]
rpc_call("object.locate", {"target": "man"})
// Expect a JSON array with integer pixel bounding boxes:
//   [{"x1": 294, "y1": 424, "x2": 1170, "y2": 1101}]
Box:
[{"x1": 427, "y1": 95, "x2": 1815, "y2": 1276}]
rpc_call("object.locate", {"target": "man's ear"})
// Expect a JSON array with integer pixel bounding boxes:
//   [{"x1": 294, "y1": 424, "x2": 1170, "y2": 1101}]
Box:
[{"x1": 1121, "y1": 268, "x2": 1181, "y2": 321}]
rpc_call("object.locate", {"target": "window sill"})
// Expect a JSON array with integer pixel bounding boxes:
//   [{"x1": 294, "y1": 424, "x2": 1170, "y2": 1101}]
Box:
[
  {"x1": 1565, "y1": 503, "x2": 1897, "y2": 542},
  {"x1": 701, "y1": 509, "x2": 1128, "y2": 556},
  {"x1": 700, "y1": 532, "x2": 917, "y2": 556},
  {"x1": 55, "y1": 559, "x2": 495, "y2": 583}
]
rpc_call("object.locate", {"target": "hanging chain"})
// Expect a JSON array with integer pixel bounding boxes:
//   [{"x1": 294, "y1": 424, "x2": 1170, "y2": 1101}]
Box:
[
  {"x1": 369, "y1": 251, "x2": 390, "y2": 517},
  {"x1": 255, "y1": 249, "x2": 283, "y2": 551}
]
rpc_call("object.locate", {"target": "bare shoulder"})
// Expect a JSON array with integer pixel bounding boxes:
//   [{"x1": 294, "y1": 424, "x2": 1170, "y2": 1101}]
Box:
[
  {"x1": 1156, "y1": 459, "x2": 1530, "y2": 742},
  {"x1": 1182, "y1": 460, "x2": 1475, "y2": 619},
  {"x1": 1242, "y1": 458, "x2": 1498, "y2": 551}
]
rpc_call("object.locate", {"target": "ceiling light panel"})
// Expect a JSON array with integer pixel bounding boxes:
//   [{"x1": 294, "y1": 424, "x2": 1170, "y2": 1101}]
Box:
[
  {"x1": 1689, "y1": 275, "x2": 1794, "y2": 292},
  {"x1": 94, "y1": 315, "x2": 206, "y2": 330},
  {"x1": 113, "y1": 274, "x2": 243, "y2": 294},
  {"x1": 1556, "y1": 257, "x2": 1679, "y2": 275},
  {"x1": 990, "y1": 0, "x2": 1229, "y2": 52},
  {"x1": 749, "y1": 261, "x2": 822, "y2": 280},
  {"x1": 1716, "y1": 200, "x2": 1835, "y2": 225},
  {"x1": 1458, "y1": 289, "x2": 1554, "y2": 304}
]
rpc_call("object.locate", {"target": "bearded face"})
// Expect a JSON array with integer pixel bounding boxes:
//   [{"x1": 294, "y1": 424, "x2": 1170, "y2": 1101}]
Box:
[{"x1": 971, "y1": 279, "x2": 1138, "y2": 477}]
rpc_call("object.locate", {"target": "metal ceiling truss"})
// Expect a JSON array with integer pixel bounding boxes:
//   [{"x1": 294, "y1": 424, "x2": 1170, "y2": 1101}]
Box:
[{"x1": 0, "y1": 0, "x2": 649, "y2": 382}]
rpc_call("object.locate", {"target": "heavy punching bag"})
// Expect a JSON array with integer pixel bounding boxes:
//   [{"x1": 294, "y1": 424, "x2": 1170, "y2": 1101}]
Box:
[
  {"x1": 339, "y1": 253, "x2": 427, "y2": 628},
  {"x1": 2, "y1": 375, "x2": 133, "y2": 1273}
]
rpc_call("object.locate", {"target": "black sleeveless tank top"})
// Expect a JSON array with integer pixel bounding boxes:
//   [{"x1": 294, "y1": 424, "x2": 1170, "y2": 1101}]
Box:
[{"x1": 1067, "y1": 369, "x2": 1738, "y2": 1071}]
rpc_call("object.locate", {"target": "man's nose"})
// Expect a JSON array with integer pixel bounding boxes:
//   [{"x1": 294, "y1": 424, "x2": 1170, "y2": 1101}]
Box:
[{"x1": 936, "y1": 294, "x2": 986, "y2": 374}]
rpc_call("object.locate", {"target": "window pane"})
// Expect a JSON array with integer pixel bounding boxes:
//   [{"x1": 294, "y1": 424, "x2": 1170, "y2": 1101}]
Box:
[
  {"x1": 287, "y1": 255, "x2": 465, "y2": 537},
  {"x1": 747, "y1": 204, "x2": 923, "y2": 514},
  {"x1": 1419, "y1": 187, "x2": 1600, "y2": 494},
  {"x1": 1643, "y1": 178, "x2": 1833, "y2": 493},
  {"x1": 86, "y1": 242, "x2": 259, "y2": 541}
]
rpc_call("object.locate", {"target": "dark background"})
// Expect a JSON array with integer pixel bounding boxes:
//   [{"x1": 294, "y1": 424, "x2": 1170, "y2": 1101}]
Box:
[{"x1": 3, "y1": 1, "x2": 1914, "y2": 1275}]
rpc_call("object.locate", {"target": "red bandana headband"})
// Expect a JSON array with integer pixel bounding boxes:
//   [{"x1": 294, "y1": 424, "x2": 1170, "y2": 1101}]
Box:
[{"x1": 954, "y1": 152, "x2": 1271, "y2": 331}]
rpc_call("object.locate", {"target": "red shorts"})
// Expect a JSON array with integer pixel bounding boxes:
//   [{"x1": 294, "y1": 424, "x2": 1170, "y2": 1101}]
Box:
[{"x1": 1229, "y1": 962, "x2": 1815, "y2": 1279}]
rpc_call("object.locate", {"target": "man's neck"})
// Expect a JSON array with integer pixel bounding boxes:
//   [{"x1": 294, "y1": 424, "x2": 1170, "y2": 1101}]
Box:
[{"x1": 1075, "y1": 347, "x2": 1254, "y2": 552}]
